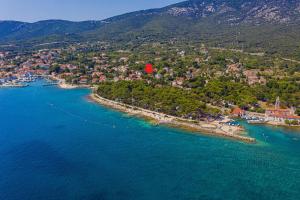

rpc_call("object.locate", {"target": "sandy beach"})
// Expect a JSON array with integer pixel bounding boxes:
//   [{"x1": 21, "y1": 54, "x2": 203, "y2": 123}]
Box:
[
  {"x1": 58, "y1": 80, "x2": 78, "y2": 89},
  {"x1": 90, "y1": 94, "x2": 255, "y2": 143},
  {"x1": 48, "y1": 76, "x2": 89, "y2": 89}
]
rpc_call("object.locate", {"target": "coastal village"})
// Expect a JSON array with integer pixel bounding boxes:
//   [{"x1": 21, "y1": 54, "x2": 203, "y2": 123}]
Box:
[
  {"x1": 2, "y1": 1, "x2": 300, "y2": 199},
  {"x1": 0, "y1": 43, "x2": 281, "y2": 89},
  {"x1": 0, "y1": 50, "x2": 52, "y2": 87},
  {"x1": 232, "y1": 97, "x2": 300, "y2": 126},
  {"x1": 0, "y1": 42, "x2": 299, "y2": 137}
]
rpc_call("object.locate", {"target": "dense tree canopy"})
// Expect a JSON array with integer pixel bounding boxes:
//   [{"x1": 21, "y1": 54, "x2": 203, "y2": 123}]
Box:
[{"x1": 97, "y1": 80, "x2": 221, "y2": 120}]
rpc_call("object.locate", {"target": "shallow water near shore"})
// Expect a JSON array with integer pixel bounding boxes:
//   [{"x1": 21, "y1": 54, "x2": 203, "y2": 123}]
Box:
[{"x1": 0, "y1": 81, "x2": 300, "y2": 200}]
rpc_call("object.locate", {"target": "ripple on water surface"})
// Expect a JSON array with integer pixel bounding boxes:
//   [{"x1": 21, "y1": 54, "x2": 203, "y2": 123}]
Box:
[{"x1": 0, "y1": 81, "x2": 300, "y2": 200}]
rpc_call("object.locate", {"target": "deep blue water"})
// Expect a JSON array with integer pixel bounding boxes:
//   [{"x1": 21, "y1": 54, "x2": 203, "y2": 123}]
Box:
[{"x1": 0, "y1": 81, "x2": 300, "y2": 200}]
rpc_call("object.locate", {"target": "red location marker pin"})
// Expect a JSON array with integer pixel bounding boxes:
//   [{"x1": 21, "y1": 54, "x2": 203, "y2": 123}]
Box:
[{"x1": 145, "y1": 63, "x2": 153, "y2": 74}]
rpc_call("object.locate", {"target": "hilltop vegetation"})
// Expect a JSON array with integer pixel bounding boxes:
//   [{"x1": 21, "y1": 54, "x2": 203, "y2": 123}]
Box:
[{"x1": 1, "y1": 0, "x2": 300, "y2": 59}]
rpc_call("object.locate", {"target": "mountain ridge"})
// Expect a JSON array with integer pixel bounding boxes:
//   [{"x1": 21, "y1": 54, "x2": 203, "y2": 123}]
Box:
[{"x1": 0, "y1": 0, "x2": 300, "y2": 58}]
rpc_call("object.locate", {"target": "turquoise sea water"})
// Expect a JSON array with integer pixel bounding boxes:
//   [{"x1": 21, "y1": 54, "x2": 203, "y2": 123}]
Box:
[{"x1": 0, "y1": 81, "x2": 300, "y2": 200}]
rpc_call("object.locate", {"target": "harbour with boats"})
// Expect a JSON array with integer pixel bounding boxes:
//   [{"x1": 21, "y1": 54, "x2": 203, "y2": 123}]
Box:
[
  {"x1": 231, "y1": 97, "x2": 300, "y2": 127},
  {"x1": 0, "y1": 73, "x2": 59, "y2": 88}
]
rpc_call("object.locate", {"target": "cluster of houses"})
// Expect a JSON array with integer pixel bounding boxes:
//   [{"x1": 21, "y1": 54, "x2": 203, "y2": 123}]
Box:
[
  {"x1": 264, "y1": 97, "x2": 300, "y2": 124},
  {"x1": 56, "y1": 62, "x2": 144, "y2": 85},
  {"x1": 1, "y1": 45, "x2": 272, "y2": 89},
  {"x1": 265, "y1": 108, "x2": 300, "y2": 124},
  {"x1": 231, "y1": 97, "x2": 300, "y2": 126},
  {"x1": 53, "y1": 48, "x2": 201, "y2": 86},
  {"x1": 226, "y1": 63, "x2": 267, "y2": 85},
  {"x1": 0, "y1": 50, "x2": 55, "y2": 86}
]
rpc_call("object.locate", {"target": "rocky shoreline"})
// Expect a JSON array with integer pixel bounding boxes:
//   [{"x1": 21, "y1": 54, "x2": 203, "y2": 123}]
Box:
[{"x1": 90, "y1": 94, "x2": 256, "y2": 143}]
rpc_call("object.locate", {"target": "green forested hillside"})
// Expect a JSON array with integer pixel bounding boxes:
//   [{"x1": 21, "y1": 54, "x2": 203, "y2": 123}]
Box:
[{"x1": 1, "y1": 0, "x2": 300, "y2": 59}]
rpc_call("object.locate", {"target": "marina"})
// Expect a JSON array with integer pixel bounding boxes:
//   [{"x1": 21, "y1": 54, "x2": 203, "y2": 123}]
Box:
[{"x1": 0, "y1": 72, "x2": 39, "y2": 88}]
